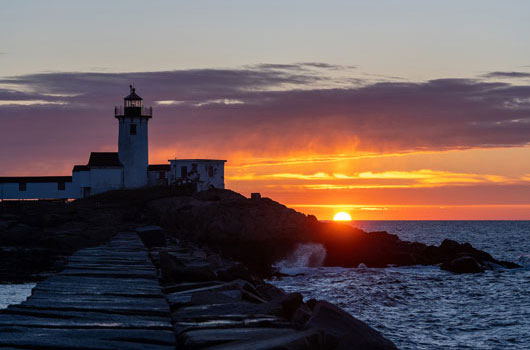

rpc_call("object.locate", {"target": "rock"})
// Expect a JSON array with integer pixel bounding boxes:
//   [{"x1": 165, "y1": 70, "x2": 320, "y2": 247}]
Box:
[
  {"x1": 254, "y1": 282, "x2": 286, "y2": 301},
  {"x1": 190, "y1": 290, "x2": 242, "y2": 305},
  {"x1": 136, "y1": 226, "x2": 166, "y2": 248},
  {"x1": 0, "y1": 220, "x2": 12, "y2": 231},
  {"x1": 159, "y1": 251, "x2": 185, "y2": 284},
  {"x1": 178, "y1": 327, "x2": 295, "y2": 349},
  {"x1": 149, "y1": 189, "x2": 519, "y2": 272},
  {"x1": 304, "y1": 301, "x2": 397, "y2": 350},
  {"x1": 441, "y1": 256, "x2": 485, "y2": 274},
  {"x1": 166, "y1": 280, "x2": 253, "y2": 307},
  {"x1": 291, "y1": 304, "x2": 312, "y2": 326},
  {"x1": 305, "y1": 299, "x2": 318, "y2": 310},
  {"x1": 204, "y1": 328, "x2": 325, "y2": 350},
  {"x1": 163, "y1": 281, "x2": 223, "y2": 294},
  {"x1": 262, "y1": 292, "x2": 303, "y2": 319},
  {"x1": 169, "y1": 264, "x2": 218, "y2": 284},
  {"x1": 217, "y1": 263, "x2": 256, "y2": 283}
]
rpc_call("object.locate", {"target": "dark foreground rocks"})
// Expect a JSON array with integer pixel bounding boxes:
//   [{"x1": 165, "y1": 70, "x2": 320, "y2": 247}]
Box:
[
  {"x1": 0, "y1": 229, "x2": 398, "y2": 349},
  {"x1": 441, "y1": 256, "x2": 485, "y2": 274},
  {"x1": 148, "y1": 188, "x2": 520, "y2": 274},
  {"x1": 153, "y1": 235, "x2": 398, "y2": 350},
  {"x1": 0, "y1": 188, "x2": 177, "y2": 282},
  {"x1": 307, "y1": 301, "x2": 397, "y2": 350},
  {"x1": 1, "y1": 186, "x2": 519, "y2": 281}
]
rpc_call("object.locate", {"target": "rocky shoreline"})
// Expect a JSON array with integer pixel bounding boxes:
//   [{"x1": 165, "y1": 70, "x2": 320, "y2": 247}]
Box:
[
  {"x1": 144, "y1": 226, "x2": 397, "y2": 349},
  {"x1": 0, "y1": 187, "x2": 522, "y2": 348},
  {"x1": 149, "y1": 189, "x2": 520, "y2": 275},
  {"x1": 0, "y1": 188, "x2": 519, "y2": 282}
]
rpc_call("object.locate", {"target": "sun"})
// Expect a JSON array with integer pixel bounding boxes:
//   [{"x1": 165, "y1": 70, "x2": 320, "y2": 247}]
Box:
[{"x1": 333, "y1": 212, "x2": 352, "y2": 221}]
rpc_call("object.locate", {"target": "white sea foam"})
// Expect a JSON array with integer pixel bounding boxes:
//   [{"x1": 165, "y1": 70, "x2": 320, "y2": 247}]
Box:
[{"x1": 275, "y1": 243, "x2": 327, "y2": 274}]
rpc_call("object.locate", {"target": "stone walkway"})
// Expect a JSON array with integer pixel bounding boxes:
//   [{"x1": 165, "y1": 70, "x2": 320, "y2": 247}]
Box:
[{"x1": 0, "y1": 232, "x2": 175, "y2": 350}]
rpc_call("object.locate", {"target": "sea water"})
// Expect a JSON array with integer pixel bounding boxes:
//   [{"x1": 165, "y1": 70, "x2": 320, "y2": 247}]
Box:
[
  {"x1": 0, "y1": 283, "x2": 35, "y2": 309},
  {"x1": 272, "y1": 221, "x2": 530, "y2": 350}
]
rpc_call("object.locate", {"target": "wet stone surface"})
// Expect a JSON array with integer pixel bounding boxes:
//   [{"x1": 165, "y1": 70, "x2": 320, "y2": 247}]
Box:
[
  {"x1": 0, "y1": 227, "x2": 397, "y2": 350},
  {"x1": 0, "y1": 232, "x2": 175, "y2": 350}
]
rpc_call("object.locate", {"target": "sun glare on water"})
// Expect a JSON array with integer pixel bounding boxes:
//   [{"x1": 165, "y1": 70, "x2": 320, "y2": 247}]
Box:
[{"x1": 333, "y1": 212, "x2": 352, "y2": 221}]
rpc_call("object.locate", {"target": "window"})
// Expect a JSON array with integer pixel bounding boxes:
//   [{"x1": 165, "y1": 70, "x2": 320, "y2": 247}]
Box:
[
  {"x1": 208, "y1": 166, "x2": 214, "y2": 177},
  {"x1": 125, "y1": 100, "x2": 142, "y2": 108},
  {"x1": 130, "y1": 124, "x2": 137, "y2": 135},
  {"x1": 82, "y1": 187, "x2": 91, "y2": 198},
  {"x1": 180, "y1": 166, "x2": 187, "y2": 178},
  {"x1": 158, "y1": 171, "x2": 166, "y2": 179},
  {"x1": 58, "y1": 182, "x2": 65, "y2": 191},
  {"x1": 19, "y1": 183, "x2": 26, "y2": 192}
]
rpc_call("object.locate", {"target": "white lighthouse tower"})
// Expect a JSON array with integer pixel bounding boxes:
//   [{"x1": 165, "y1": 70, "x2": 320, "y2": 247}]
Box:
[{"x1": 115, "y1": 86, "x2": 152, "y2": 188}]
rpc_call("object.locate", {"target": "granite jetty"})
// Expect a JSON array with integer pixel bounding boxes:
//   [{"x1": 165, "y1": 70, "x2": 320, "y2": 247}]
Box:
[
  {"x1": 0, "y1": 228, "x2": 396, "y2": 349},
  {"x1": 0, "y1": 187, "x2": 520, "y2": 349}
]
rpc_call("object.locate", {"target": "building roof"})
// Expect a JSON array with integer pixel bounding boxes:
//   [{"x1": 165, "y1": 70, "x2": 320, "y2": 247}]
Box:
[
  {"x1": 124, "y1": 86, "x2": 142, "y2": 101},
  {"x1": 148, "y1": 164, "x2": 171, "y2": 171},
  {"x1": 88, "y1": 152, "x2": 123, "y2": 167},
  {"x1": 0, "y1": 176, "x2": 72, "y2": 183},
  {"x1": 72, "y1": 165, "x2": 89, "y2": 172},
  {"x1": 168, "y1": 159, "x2": 227, "y2": 163}
]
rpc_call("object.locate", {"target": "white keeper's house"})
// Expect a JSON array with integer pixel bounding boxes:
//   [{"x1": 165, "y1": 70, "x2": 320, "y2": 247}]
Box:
[{"x1": 0, "y1": 86, "x2": 226, "y2": 200}]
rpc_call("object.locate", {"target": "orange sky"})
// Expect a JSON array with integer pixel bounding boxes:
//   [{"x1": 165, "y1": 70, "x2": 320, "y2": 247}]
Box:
[
  {"x1": 216, "y1": 146, "x2": 530, "y2": 220},
  {"x1": 1, "y1": 66, "x2": 530, "y2": 220}
]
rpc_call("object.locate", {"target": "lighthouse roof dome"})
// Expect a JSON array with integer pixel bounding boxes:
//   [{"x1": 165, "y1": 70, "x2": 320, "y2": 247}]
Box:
[{"x1": 124, "y1": 85, "x2": 142, "y2": 101}]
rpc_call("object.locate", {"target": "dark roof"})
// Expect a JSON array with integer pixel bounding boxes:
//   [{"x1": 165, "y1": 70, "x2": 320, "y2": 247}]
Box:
[
  {"x1": 124, "y1": 86, "x2": 142, "y2": 101},
  {"x1": 72, "y1": 165, "x2": 89, "y2": 172},
  {"x1": 88, "y1": 152, "x2": 122, "y2": 167},
  {"x1": 0, "y1": 176, "x2": 72, "y2": 183},
  {"x1": 148, "y1": 164, "x2": 171, "y2": 171},
  {"x1": 168, "y1": 159, "x2": 227, "y2": 163}
]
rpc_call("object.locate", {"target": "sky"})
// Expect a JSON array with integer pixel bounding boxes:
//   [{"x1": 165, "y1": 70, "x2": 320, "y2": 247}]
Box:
[{"x1": 1, "y1": 1, "x2": 530, "y2": 220}]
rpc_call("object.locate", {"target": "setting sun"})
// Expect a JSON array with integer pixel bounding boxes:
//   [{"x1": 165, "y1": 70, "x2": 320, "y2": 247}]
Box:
[{"x1": 333, "y1": 212, "x2": 352, "y2": 221}]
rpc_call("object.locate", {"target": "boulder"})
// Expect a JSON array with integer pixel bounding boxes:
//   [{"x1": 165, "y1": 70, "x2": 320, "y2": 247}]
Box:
[
  {"x1": 178, "y1": 327, "x2": 297, "y2": 349},
  {"x1": 441, "y1": 256, "x2": 485, "y2": 274},
  {"x1": 201, "y1": 328, "x2": 325, "y2": 350},
  {"x1": 217, "y1": 263, "x2": 256, "y2": 283},
  {"x1": 261, "y1": 292, "x2": 303, "y2": 319},
  {"x1": 190, "y1": 290, "x2": 242, "y2": 305},
  {"x1": 304, "y1": 301, "x2": 397, "y2": 350},
  {"x1": 159, "y1": 251, "x2": 185, "y2": 284},
  {"x1": 170, "y1": 265, "x2": 218, "y2": 284},
  {"x1": 291, "y1": 304, "x2": 312, "y2": 326},
  {"x1": 136, "y1": 226, "x2": 166, "y2": 248},
  {"x1": 254, "y1": 282, "x2": 287, "y2": 301}
]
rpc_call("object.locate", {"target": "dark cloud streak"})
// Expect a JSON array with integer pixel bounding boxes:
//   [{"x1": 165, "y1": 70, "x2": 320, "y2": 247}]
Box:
[
  {"x1": 483, "y1": 71, "x2": 530, "y2": 78},
  {"x1": 1, "y1": 64, "x2": 530, "y2": 174}
]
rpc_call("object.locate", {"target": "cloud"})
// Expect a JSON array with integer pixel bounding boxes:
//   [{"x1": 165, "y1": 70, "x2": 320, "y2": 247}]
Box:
[
  {"x1": 1, "y1": 63, "x2": 530, "y2": 176},
  {"x1": 483, "y1": 71, "x2": 530, "y2": 78},
  {"x1": 228, "y1": 169, "x2": 516, "y2": 188}
]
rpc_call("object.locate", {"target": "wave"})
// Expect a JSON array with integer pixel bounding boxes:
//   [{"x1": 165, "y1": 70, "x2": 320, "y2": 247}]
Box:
[
  {"x1": 275, "y1": 243, "x2": 327, "y2": 274},
  {"x1": 516, "y1": 254, "x2": 530, "y2": 269}
]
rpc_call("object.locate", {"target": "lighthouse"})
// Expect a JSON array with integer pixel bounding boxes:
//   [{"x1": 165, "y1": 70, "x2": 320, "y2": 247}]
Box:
[
  {"x1": 115, "y1": 86, "x2": 152, "y2": 188},
  {"x1": 0, "y1": 86, "x2": 227, "y2": 200}
]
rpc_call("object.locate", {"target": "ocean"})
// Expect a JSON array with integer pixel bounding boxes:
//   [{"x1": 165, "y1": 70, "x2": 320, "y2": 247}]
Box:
[
  {"x1": 0, "y1": 221, "x2": 528, "y2": 349},
  {"x1": 0, "y1": 283, "x2": 34, "y2": 310},
  {"x1": 272, "y1": 221, "x2": 530, "y2": 350}
]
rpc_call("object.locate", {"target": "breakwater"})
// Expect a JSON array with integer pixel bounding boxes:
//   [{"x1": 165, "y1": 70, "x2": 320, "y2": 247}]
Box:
[{"x1": 0, "y1": 228, "x2": 396, "y2": 349}]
